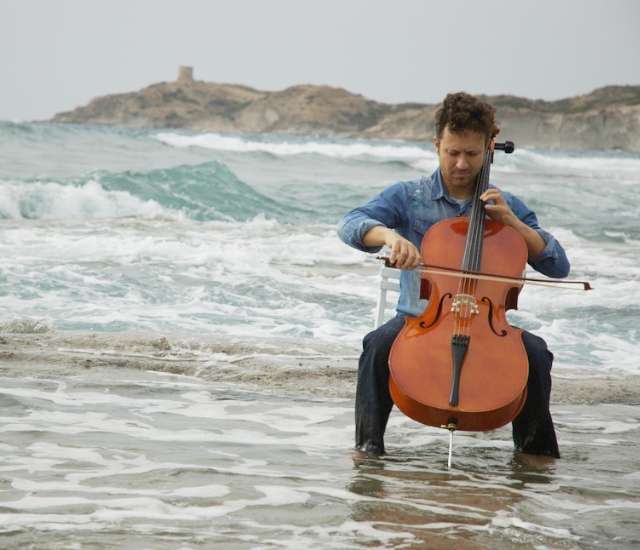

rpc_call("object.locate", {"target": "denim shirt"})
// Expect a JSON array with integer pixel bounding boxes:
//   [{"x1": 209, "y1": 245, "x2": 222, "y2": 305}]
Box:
[{"x1": 336, "y1": 169, "x2": 570, "y2": 318}]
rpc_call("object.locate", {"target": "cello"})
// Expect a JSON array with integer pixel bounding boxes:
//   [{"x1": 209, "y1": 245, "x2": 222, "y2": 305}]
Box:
[{"x1": 388, "y1": 130, "x2": 528, "y2": 457}]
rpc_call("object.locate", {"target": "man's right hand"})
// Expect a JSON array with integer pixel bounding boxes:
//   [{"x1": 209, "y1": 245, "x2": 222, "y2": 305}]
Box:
[{"x1": 362, "y1": 227, "x2": 421, "y2": 270}]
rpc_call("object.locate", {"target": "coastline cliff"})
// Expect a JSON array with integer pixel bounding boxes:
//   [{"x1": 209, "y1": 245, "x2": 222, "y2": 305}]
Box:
[{"x1": 50, "y1": 68, "x2": 640, "y2": 151}]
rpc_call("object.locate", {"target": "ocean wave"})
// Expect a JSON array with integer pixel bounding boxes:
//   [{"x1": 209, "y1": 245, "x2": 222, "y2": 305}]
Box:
[
  {"x1": 0, "y1": 161, "x2": 307, "y2": 222},
  {"x1": 154, "y1": 131, "x2": 437, "y2": 161},
  {"x1": 501, "y1": 147, "x2": 640, "y2": 179},
  {"x1": 154, "y1": 131, "x2": 640, "y2": 182}
]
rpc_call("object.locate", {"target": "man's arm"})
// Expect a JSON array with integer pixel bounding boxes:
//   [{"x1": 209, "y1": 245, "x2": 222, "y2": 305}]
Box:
[
  {"x1": 336, "y1": 180, "x2": 421, "y2": 270},
  {"x1": 480, "y1": 187, "x2": 570, "y2": 278},
  {"x1": 480, "y1": 188, "x2": 546, "y2": 261}
]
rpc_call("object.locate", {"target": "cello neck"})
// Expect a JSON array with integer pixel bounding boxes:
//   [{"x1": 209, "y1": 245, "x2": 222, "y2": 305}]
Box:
[{"x1": 460, "y1": 140, "x2": 494, "y2": 272}]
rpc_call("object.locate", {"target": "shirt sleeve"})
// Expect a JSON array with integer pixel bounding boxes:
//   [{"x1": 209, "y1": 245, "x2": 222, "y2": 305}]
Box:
[
  {"x1": 509, "y1": 194, "x2": 571, "y2": 278},
  {"x1": 336, "y1": 182, "x2": 407, "y2": 253}
]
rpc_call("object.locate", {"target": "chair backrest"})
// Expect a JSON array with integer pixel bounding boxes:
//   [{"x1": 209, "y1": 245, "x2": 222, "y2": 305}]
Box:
[{"x1": 374, "y1": 262, "x2": 401, "y2": 329}]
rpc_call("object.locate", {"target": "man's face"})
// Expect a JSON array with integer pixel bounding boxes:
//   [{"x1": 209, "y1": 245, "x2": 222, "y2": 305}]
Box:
[{"x1": 433, "y1": 127, "x2": 487, "y2": 199}]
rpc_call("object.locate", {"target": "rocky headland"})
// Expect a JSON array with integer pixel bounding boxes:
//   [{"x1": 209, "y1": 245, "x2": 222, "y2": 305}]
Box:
[{"x1": 50, "y1": 67, "x2": 640, "y2": 151}]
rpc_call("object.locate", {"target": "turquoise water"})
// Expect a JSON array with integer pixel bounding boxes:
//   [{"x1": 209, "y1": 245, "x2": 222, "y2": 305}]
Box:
[{"x1": 1, "y1": 122, "x2": 639, "y2": 374}]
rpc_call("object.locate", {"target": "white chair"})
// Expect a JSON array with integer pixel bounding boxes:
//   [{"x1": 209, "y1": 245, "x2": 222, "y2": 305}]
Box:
[{"x1": 373, "y1": 249, "x2": 401, "y2": 329}]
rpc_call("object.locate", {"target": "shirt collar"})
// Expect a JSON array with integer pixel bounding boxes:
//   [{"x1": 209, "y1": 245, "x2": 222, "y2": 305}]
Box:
[
  {"x1": 430, "y1": 168, "x2": 478, "y2": 212},
  {"x1": 430, "y1": 169, "x2": 447, "y2": 201},
  {"x1": 430, "y1": 169, "x2": 461, "y2": 206}
]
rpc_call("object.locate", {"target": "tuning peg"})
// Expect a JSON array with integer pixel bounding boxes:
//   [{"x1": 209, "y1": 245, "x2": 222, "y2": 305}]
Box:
[{"x1": 495, "y1": 141, "x2": 515, "y2": 154}]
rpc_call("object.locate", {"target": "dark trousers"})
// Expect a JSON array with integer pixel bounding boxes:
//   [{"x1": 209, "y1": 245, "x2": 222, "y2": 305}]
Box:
[{"x1": 355, "y1": 315, "x2": 560, "y2": 458}]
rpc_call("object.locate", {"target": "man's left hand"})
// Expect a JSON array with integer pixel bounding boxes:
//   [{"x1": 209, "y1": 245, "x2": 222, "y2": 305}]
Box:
[
  {"x1": 479, "y1": 188, "x2": 545, "y2": 261},
  {"x1": 479, "y1": 188, "x2": 518, "y2": 227}
]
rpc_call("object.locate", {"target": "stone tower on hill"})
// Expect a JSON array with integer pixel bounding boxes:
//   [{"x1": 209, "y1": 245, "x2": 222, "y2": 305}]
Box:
[{"x1": 177, "y1": 66, "x2": 194, "y2": 82}]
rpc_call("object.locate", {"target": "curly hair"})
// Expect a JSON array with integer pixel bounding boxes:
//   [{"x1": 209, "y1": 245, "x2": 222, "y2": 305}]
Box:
[{"x1": 435, "y1": 92, "x2": 495, "y2": 140}]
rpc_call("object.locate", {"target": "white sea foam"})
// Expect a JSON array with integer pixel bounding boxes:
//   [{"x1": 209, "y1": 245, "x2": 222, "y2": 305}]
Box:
[
  {"x1": 511, "y1": 148, "x2": 640, "y2": 178},
  {"x1": 0, "y1": 213, "x2": 378, "y2": 343},
  {"x1": 489, "y1": 511, "x2": 579, "y2": 540},
  {"x1": 0, "y1": 179, "x2": 163, "y2": 220}
]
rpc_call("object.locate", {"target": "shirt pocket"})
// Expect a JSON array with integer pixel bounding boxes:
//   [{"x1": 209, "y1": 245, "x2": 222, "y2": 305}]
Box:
[
  {"x1": 409, "y1": 187, "x2": 439, "y2": 239},
  {"x1": 413, "y1": 203, "x2": 442, "y2": 237},
  {"x1": 413, "y1": 216, "x2": 434, "y2": 237}
]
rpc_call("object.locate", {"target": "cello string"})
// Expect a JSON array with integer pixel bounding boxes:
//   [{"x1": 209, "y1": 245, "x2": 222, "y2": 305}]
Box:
[
  {"x1": 457, "y1": 146, "x2": 491, "y2": 336},
  {"x1": 465, "y1": 149, "x2": 489, "y2": 274},
  {"x1": 457, "y1": 154, "x2": 482, "y2": 334},
  {"x1": 452, "y1": 137, "x2": 495, "y2": 337}
]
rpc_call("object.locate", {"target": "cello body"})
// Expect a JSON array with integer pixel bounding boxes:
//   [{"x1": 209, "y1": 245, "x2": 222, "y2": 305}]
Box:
[{"x1": 388, "y1": 140, "x2": 530, "y2": 433}]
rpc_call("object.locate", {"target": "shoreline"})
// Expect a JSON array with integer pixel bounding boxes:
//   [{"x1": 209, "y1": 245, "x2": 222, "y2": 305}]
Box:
[{"x1": 0, "y1": 330, "x2": 637, "y2": 405}]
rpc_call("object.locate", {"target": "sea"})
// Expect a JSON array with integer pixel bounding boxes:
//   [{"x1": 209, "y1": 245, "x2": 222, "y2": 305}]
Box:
[{"x1": 0, "y1": 120, "x2": 639, "y2": 549}]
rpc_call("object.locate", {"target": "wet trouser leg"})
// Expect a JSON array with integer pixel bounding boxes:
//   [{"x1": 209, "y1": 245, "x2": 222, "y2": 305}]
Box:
[
  {"x1": 512, "y1": 330, "x2": 560, "y2": 458},
  {"x1": 354, "y1": 317, "x2": 560, "y2": 458},
  {"x1": 355, "y1": 316, "x2": 405, "y2": 455}
]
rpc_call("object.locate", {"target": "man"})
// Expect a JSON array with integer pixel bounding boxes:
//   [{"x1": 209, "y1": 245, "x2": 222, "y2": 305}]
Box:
[{"x1": 337, "y1": 92, "x2": 569, "y2": 459}]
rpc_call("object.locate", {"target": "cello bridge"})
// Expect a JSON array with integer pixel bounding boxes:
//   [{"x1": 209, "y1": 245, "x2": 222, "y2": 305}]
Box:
[{"x1": 451, "y1": 294, "x2": 479, "y2": 315}]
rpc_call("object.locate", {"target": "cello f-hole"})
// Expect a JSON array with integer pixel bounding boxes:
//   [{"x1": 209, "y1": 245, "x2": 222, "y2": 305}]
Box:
[
  {"x1": 419, "y1": 293, "x2": 452, "y2": 329},
  {"x1": 481, "y1": 297, "x2": 507, "y2": 337}
]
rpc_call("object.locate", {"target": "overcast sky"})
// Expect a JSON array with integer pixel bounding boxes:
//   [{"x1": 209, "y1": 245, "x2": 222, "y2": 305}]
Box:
[{"x1": 2, "y1": 0, "x2": 639, "y2": 121}]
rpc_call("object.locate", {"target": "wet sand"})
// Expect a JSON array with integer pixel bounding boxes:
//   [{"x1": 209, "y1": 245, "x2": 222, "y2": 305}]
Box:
[{"x1": 0, "y1": 328, "x2": 637, "y2": 405}]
